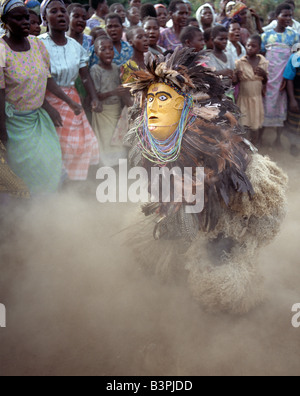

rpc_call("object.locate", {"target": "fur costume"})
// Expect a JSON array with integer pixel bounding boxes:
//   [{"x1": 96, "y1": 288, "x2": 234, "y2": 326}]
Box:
[{"x1": 124, "y1": 49, "x2": 288, "y2": 314}]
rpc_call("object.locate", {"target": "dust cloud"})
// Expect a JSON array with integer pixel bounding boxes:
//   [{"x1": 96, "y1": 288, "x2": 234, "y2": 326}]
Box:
[{"x1": 0, "y1": 131, "x2": 300, "y2": 376}]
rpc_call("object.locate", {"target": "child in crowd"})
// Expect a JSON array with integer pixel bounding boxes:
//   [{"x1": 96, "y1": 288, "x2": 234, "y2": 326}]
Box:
[
  {"x1": 180, "y1": 26, "x2": 205, "y2": 52},
  {"x1": 88, "y1": 27, "x2": 109, "y2": 69},
  {"x1": 90, "y1": 36, "x2": 128, "y2": 166},
  {"x1": 67, "y1": 3, "x2": 92, "y2": 51},
  {"x1": 127, "y1": 7, "x2": 141, "y2": 28},
  {"x1": 28, "y1": 10, "x2": 41, "y2": 37},
  {"x1": 204, "y1": 27, "x2": 214, "y2": 50},
  {"x1": 235, "y1": 35, "x2": 269, "y2": 145},
  {"x1": 226, "y1": 21, "x2": 246, "y2": 63},
  {"x1": 90, "y1": 27, "x2": 107, "y2": 45},
  {"x1": 206, "y1": 26, "x2": 235, "y2": 78},
  {"x1": 143, "y1": 17, "x2": 166, "y2": 55},
  {"x1": 122, "y1": 26, "x2": 149, "y2": 84},
  {"x1": 206, "y1": 26, "x2": 235, "y2": 99}
]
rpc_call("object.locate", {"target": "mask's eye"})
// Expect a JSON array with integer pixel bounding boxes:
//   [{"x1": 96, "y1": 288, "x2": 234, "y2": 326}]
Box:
[
  {"x1": 158, "y1": 95, "x2": 168, "y2": 101},
  {"x1": 148, "y1": 96, "x2": 154, "y2": 103}
]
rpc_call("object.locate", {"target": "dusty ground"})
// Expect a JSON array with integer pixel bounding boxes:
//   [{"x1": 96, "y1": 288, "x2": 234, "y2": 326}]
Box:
[{"x1": 0, "y1": 130, "x2": 299, "y2": 376}]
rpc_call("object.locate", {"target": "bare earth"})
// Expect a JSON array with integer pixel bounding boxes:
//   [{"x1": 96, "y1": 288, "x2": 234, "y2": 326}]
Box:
[{"x1": 0, "y1": 130, "x2": 299, "y2": 376}]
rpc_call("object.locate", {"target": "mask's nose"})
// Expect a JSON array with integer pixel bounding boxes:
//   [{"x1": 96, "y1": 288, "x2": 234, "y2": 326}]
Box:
[{"x1": 148, "y1": 98, "x2": 158, "y2": 113}]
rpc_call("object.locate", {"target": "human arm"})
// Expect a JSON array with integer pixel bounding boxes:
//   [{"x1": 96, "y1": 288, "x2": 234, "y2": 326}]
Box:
[
  {"x1": 47, "y1": 78, "x2": 82, "y2": 115},
  {"x1": 0, "y1": 89, "x2": 7, "y2": 145},
  {"x1": 255, "y1": 67, "x2": 268, "y2": 85},
  {"x1": 249, "y1": 9, "x2": 264, "y2": 34},
  {"x1": 215, "y1": 69, "x2": 234, "y2": 78},
  {"x1": 286, "y1": 79, "x2": 299, "y2": 113},
  {"x1": 42, "y1": 98, "x2": 63, "y2": 127},
  {"x1": 79, "y1": 66, "x2": 102, "y2": 113},
  {"x1": 97, "y1": 86, "x2": 128, "y2": 101}
]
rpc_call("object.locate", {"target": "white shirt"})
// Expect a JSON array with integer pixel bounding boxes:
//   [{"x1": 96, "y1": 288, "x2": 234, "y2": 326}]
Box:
[
  {"x1": 226, "y1": 41, "x2": 246, "y2": 64},
  {"x1": 38, "y1": 33, "x2": 89, "y2": 87},
  {"x1": 263, "y1": 19, "x2": 300, "y2": 34}
]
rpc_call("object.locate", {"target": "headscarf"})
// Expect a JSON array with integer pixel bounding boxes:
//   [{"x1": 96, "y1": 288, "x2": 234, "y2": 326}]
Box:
[
  {"x1": 40, "y1": 0, "x2": 64, "y2": 25},
  {"x1": 154, "y1": 4, "x2": 166, "y2": 11},
  {"x1": 25, "y1": 0, "x2": 40, "y2": 16},
  {"x1": 196, "y1": 3, "x2": 216, "y2": 32},
  {"x1": 227, "y1": 1, "x2": 247, "y2": 19},
  {"x1": 0, "y1": 0, "x2": 25, "y2": 18}
]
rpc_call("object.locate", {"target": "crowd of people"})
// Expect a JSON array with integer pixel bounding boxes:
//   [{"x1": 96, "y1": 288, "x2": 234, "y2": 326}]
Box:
[{"x1": 0, "y1": 0, "x2": 300, "y2": 199}]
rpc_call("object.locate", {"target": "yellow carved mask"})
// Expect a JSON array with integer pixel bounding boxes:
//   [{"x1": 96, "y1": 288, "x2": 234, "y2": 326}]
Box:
[{"x1": 147, "y1": 83, "x2": 185, "y2": 140}]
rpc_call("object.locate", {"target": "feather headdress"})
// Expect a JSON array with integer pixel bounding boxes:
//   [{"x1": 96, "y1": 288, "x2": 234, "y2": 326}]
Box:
[
  {"x1": 126, "y1": 48, "x2": 225, "y2": 99},
  {"x1": 124, "y1": 49, "x2": 256, "y2": 234}
]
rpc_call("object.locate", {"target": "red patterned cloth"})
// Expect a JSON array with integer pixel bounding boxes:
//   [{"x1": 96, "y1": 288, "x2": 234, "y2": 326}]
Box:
[{"x1": 46, "y1": 87, "x2": 99, "y2": 181}]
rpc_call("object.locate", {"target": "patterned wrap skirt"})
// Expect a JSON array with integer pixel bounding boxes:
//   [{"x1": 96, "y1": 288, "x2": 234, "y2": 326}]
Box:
[
  {"x1": 5, "y1": 103, "x2": 62, "y2": 195},
  {"x1": 46, "y1": 87, "x2": 99, "y2": 181}
]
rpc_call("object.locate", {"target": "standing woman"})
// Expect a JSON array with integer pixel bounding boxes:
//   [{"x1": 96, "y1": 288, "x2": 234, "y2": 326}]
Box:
[
  {"x1": 0, "y1": 0, "x2": 64, "y2": 194},
  {"x1": 261, "y1": 3, "x2": 299, "y2": 147},
  {"x1": 40, "y1": 0, "x2": 102, "y2": 181},
  {"x1": 158, "y1": 0, "x2": 189, "y2": 51}
]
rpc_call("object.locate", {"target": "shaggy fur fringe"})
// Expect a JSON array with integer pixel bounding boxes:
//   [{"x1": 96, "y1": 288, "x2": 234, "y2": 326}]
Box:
[{"x1": 126, "y1": 154, "x2": 288, "y2": 315}]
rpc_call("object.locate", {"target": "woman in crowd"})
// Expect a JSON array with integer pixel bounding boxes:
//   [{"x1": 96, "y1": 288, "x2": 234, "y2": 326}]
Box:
[
  {"x1": 143, "y1": 16, "x2": 166, "y2": 55},
  {"x1": 261, "y1": 3, "x2": 299, "y2": 147},
  {"x1": 226, "y1": 21, "x2": 246, "y2": 63},
  {"x1": 154, "y1": 4, "x2": 168, "y2": 30},
  {"x1": 0, "y1": 0, "x2": 79, "y2": 194},
  {"x1": 158, "y1": 0, "x2": 189, "y2": 51},
  {"x1": 196, "y1": 3, "x2": 217, "y2": 33},
  {"x1": 40, "y1": 0, "x2": 102, "y2": 182},
  {"x1": 225, "y1": 1, "x2": 250, "y2": 46},
  {"x1": 106, "y1": 13, "x2": 133, "y2": 67}
]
